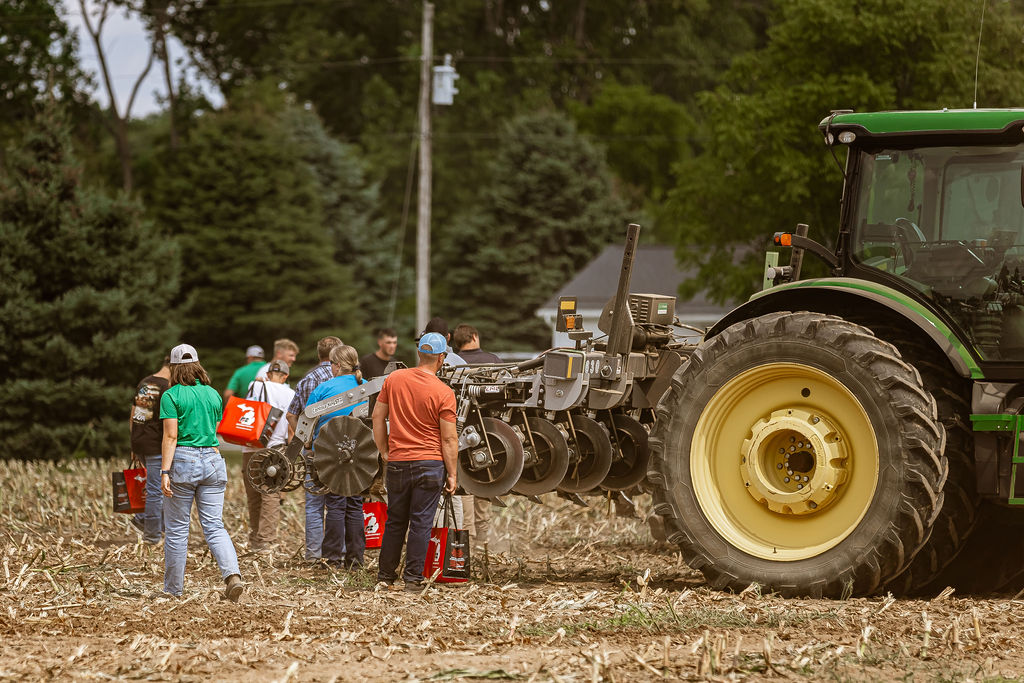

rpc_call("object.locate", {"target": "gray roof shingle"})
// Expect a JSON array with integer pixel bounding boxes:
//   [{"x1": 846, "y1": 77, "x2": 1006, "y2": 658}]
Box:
[{"x1": 538, "y1": 244, "x2": 733, "y2": 316}]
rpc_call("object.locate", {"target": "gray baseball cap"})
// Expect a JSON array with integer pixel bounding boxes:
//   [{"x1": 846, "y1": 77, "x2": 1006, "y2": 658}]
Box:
[{"x1": 170, "y1": 344, "x2": 199, "y2": 364}]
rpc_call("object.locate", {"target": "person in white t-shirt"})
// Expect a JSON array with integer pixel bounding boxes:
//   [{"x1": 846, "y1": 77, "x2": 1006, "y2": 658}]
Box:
[
  {"x1": 254, "y1": 338, "x2": 299, "y2": 382},
  {"x1": 242, "y1": 359, "x2": 296, "y2": 553}
]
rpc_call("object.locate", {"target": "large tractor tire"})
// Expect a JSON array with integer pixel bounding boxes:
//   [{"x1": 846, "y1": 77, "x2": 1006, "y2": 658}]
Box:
[
  {"x1": 872, "y1": 335, "x2": 978, "y2": 596},
  {"x1": 647, "y1": 311, "x2": 946, "y2": 598},
  {"x1": 917, "y1": 503, "x2": 1024, "y2": 596}
]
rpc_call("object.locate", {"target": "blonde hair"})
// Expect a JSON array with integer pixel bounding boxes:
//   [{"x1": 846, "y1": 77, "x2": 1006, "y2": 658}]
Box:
[
  {"x1": 274, "y1": 338, "x2": 299, "y2": 354},
  {"x1": 329, "y1": 344, "x2": 362, "y2": 382}
]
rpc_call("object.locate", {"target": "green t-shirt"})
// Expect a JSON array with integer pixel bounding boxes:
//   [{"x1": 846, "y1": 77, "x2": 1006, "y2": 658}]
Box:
[
  {"x1": 159, "y1": 381, "x2": 222, "y2": 447},
  {"x1": 226, "y1": 361, "x2": 265, "y2": 396}
]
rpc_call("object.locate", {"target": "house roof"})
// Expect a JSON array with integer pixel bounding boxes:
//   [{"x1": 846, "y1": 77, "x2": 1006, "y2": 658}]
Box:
[{"x1": 538, "y1": 244, "x2": 734, "y2": 316}]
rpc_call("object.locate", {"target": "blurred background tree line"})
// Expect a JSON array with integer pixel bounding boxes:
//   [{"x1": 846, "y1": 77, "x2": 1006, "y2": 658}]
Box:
[{"x1": 3, "y1": 0, "x2": 1024, "y2": 456}]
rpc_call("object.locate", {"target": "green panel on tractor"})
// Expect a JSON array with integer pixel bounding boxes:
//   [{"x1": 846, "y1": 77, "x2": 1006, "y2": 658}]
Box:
[
  {"x1": 822, "y1": 110, "x2": 1024, "y2": 134},
  {"x1": 971, "y1": 414, "x2": 1024, "y2": 505}
]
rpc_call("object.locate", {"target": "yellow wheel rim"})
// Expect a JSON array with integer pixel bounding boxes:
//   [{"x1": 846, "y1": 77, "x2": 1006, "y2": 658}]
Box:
[{"x1": 691, "y1": 363, "x2": 879, "y2": 561}]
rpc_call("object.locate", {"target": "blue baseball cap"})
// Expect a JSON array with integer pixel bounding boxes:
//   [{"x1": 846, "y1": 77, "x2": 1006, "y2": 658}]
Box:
[{"x1": 418, "y1": 332, "x2": 447, "y2": 355}]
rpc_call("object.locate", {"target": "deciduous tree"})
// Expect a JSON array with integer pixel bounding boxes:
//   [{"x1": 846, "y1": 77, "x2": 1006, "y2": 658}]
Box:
[{"x1": 666, "y1": 0, "x2": 1024, "y2": 305}]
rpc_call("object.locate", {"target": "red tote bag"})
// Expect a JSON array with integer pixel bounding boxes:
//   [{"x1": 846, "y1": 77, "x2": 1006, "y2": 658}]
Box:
[
  {"x1": 363, "y1": 501, "x2": 387, "y2": 549},
  {"x1": 217, "y1": 386, "x2": 282, "y2": 448},
  {"x1": 113, "y1": 460, "x2": 147, "y2": 514}
]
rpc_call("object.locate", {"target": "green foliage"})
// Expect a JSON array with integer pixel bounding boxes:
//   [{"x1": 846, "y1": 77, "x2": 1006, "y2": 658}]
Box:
[
  {"x1": 666, "y1": 0, "x2": 1024, "y2": 305},
  {"x1": 147, "y1": 85, "x2": 363, "y2": 385},
  {"x1": 0, "y1": 0, "x2": 86, "y2": 148},
  {"x1": 150, "y1": 1, "x2": 770, "y2": 341},
  {"x1": 0, "y1": 104, "x2": 179, "y2": 458},
  {"x1": 281, "y1": 104, "x2": 399, "y2": 351},
  {"x1": 438, "y1": 111, "x2": 627, "y2": 350},
  {"x1": 570, "y1": 82, "x2": 694, "y2": 239}
]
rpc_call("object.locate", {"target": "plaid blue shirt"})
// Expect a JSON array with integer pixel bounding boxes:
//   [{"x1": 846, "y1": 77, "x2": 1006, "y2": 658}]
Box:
[{"x1": 287, "y1": 361, "x2": 334, "y2": 416}]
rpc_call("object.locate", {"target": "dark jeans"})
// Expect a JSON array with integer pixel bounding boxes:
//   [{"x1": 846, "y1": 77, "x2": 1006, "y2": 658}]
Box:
[
  {"x1": 377, "y1": 460, "x2": 445, "y2": 584},
  {"x1": 323, "y1": 495, "x2": 366, "y2": 567},
  {"x1": 320, "y1": 494, "x2": 346, "y2": 562}
]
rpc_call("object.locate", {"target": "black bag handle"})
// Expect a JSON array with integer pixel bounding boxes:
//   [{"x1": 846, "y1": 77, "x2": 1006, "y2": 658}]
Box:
[
  {"x1": 246, "y1": 379, "x2": 269, "y2": 403},
  {"x1": 443, "y1": 493, "x2": 458, "y2": 529}
]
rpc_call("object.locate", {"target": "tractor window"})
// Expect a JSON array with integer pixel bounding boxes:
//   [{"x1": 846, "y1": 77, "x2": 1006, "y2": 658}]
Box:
[
  {"x1": 851, "y1": 144, "x2": 1024, "y2": 360},
  {"x1": 942, "y1": 163, "x2": 1024, "y2": 241}
]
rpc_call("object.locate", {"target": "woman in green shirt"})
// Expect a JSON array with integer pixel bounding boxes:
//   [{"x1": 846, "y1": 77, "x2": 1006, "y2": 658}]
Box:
[{"x1": 159, "y1": 343, "x2": 244, "y2": 600}]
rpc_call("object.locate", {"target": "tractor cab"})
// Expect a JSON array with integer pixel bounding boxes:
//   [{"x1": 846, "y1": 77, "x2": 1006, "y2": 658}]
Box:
[{"x1": 827, "y1": 110, "x2": 1024, "y2": 360}]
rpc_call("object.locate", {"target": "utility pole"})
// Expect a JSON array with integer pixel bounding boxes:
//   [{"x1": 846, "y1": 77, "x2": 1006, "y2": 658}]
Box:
[{"x1": 415, "y1": 2, "x2": 434, "y2": 335}]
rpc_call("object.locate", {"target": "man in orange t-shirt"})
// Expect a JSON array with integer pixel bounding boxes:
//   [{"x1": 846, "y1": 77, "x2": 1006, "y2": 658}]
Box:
[{"x1": 372, "y1": 332, "x2": 458, "y2": 591}]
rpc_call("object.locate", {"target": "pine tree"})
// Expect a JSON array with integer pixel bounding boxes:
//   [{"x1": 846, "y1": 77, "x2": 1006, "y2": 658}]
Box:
[
  {"x1": 438, "y1": 111, "x2": 627, "y2": 350},
  {"x1": 148, "y1": 88, "x2": 363, "y2": 383},
  {"x1": 283, "y1": 106, "x2": 400, "y2": 351},
  {"x1": 0, "y1": 104, "x2": 180, "y2": 458}
]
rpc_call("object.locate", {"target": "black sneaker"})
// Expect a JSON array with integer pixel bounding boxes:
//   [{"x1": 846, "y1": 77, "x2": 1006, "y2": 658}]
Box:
[{"x1": 403, "y1": 581, "x2": 426, "y2": 594}]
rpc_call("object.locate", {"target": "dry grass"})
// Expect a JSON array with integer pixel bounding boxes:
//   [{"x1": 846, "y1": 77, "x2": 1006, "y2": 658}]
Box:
[{"x1": 2, "y1": 458, "x2": 1024, "y2": 681}]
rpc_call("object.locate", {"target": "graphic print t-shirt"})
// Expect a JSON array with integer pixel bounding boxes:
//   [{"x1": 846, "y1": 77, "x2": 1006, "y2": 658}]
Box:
[{"x1": 130, "y1": 375, "x2": 170, "y2": 455}]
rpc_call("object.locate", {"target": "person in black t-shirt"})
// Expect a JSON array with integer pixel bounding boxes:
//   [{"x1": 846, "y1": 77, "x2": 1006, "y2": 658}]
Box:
[
  {"x1": 452, "y1": 324, "x2": 502, "y2": 365},
  {"x1": 129, "y1": 356, "x2": 171, "y2": 544},
  {"x1": 359, "y1": 328, "x2": 398, "y2": 380}
]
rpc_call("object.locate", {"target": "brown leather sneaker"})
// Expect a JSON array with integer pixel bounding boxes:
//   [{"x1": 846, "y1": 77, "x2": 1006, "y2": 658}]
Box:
[{"x1": 224, "y1": 574, "x2": 244, "y2": 602}]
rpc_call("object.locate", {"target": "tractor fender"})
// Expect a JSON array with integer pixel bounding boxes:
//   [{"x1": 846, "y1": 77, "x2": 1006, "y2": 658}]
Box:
[{"x1": 706, "y1": 277, "x2": 981, "y2": 379}]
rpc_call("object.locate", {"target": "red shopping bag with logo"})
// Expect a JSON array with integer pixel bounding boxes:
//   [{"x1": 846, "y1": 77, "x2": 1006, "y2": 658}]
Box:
[
  {"x1": 423, "y1": 495, "x2": 470, "y2": 583},
  {"x1": 112, "y1": 458, "x2": 147, "y2": 514},
  {"x1": 363, "y1": 501, "x2": 387, "y2": 549},
  {"x1": 217, "y1": 384, "x2": 282, "y2": 447}
]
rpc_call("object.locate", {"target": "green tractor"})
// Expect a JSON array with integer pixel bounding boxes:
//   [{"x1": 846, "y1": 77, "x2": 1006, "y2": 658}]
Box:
[{"x1": 649, "y1": 109, "x2": 1024, "y2": 598}]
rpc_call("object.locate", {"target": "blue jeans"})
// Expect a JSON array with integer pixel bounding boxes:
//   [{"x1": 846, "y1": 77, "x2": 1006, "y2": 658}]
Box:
[
  {"x1": 320, "y1": 493, "x2": 348, "y2": 562},
  {"x1": 377, "y1": 460, "x2": 445, "y2": 584},
  {"x1": 133, "y1": 454, "x2": 164, "y2": 543},
  {"x1": 323, "y1": 496, "x2": 366, "y2": 567},
  {"x1": 305, "y1": 488, "x2": 349, "y2": 561},
  {"x1": 163, "y1": 447, "x2": 240, "y2": 596}
]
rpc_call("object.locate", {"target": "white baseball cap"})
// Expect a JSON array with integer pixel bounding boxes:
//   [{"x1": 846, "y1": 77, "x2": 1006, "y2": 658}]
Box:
[
  {"x1": 170, "y1": 344, "x2": 199, "y2": 364},
  {"x1": 245, "y1": 345, "x2": 265, "y2": 358}
]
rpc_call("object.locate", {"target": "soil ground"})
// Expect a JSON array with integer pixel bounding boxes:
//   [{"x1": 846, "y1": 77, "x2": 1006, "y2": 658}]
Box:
[{"x1": 2, "y1": 458, "x2": 1024, "y2": 682}]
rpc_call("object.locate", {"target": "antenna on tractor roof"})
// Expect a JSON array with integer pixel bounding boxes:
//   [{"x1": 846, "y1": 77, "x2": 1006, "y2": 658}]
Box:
[{"x1": 973, "y1": 0, "x2": 988, "y2": 109}]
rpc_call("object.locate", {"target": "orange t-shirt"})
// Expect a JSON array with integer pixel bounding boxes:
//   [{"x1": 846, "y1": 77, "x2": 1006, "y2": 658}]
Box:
[{"x1": 377, "y1": 367, "x2": 457, "y2": 462}]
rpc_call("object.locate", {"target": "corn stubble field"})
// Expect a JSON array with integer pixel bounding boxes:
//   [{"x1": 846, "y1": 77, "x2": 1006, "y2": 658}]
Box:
[{"x1": 1, "y1": 460, "x2": 1023, "y2": 682}]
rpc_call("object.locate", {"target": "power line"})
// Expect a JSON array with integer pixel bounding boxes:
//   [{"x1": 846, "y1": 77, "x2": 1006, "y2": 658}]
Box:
[{"x1": 99, "y1": 53, "x2": 707, "y2": 79}]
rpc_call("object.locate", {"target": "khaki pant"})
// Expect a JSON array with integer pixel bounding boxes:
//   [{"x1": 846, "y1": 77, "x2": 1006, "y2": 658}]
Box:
[
  {"x1": 242, "y1": 450, "x2": 282, "y2": 549},
  {"x1": 460, "y1": 495, "x2": 492, "y2": 545}
]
